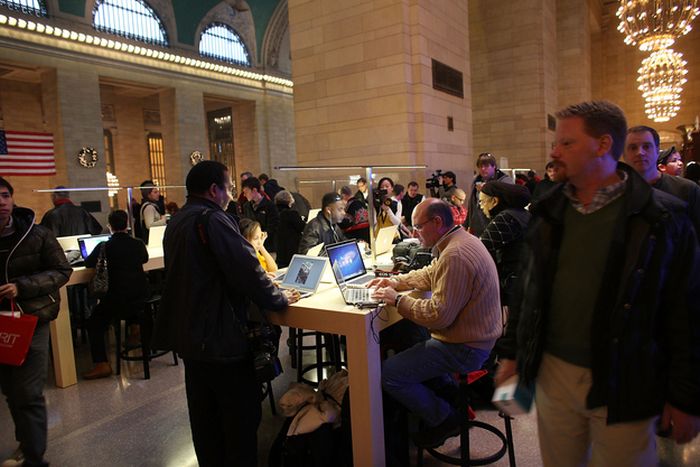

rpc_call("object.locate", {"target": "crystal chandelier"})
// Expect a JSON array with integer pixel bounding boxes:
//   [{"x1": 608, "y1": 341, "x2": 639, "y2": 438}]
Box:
[
  {"x1": 617, "y1": 0, "x2": 700, "y2": 51},
  {"x1": 637, "y1": 49, "x2": 688, "y2": 121},
  {"x1": 617, "y1": 1, "x2": 699, "y2": 122}
]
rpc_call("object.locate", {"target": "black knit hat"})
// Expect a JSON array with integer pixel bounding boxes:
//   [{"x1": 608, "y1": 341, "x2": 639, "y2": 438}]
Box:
[
  {"x1": 322, "y1": 192, "x2": 342, "y2": 209},
  {"x1": 657, "y1": 146, "x2": 677, "y2": 165},
  {"x1": 481, "y1": 181, "x2": 530, "y2": 209}
]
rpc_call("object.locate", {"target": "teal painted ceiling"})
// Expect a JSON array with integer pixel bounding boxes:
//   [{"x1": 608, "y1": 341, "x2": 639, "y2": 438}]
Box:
[{"x1": 56, "y1": 0, "x2": 281, "y2": 57}]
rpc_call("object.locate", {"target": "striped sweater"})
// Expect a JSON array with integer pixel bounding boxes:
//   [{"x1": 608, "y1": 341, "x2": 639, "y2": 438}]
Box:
[{"x1": 395, "y1": 227, "x2": 502, "y2": 350}]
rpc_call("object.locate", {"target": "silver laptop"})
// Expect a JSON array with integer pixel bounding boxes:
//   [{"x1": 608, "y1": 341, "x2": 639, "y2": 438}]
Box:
[
  {"x1": 278, "y1": 254, "x2": 327, "y2": 299},
  {"x1": 325, "y1": 240, "x2": 375, "y2": 285},
  {"x1": 307, "y1": 242, "x2": 324, "y2": 257},
  {"x1": 374, "y1": 225, "x2": 398, "y2": 255},
  {"x1": 331, "y1": 261, "x2": 380, "y2": 307}
]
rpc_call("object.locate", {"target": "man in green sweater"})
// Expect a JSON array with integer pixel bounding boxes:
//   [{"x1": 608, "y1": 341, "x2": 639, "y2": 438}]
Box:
[{"x1": 497, "y1": 101, "x2": 700, "y2": 466}]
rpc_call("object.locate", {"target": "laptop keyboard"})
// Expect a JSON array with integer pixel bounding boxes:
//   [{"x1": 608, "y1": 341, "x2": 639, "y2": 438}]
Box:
[{"x1": 345, "y1": 287, "x2": 373, "y2": 303}]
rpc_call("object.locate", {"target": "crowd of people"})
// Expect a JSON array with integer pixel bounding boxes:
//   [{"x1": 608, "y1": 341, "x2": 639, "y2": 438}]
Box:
[{"x1": 1, "y1": 99, "x2": 699, "y2": 467}]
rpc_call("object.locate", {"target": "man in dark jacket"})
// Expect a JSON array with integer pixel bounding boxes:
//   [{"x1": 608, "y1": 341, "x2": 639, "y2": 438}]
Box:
[
  {"x1": 298, "y1": 192, "x2": 347, "y2": 254},
  {"x1": 152, "y1": 161, "x2": 298, "y2": 467},
  {"x1": 82, "y1": 210, "x2": 149, "y2": 379},
  {"x1": 241, "y1": 176, "x2": 279, "y2": 252},
  {"x1": 40, "y1": 187, "x2": 102, "y2": 237},
  {"x1": 465, "y1": 153, "x2": 514, "y2": 236},
  {"x1": 496, "y1": 101, "x2": 700, "y2": 465},
  {"x1": 258, "y1": 173, "x2": 284, "y2": 201},
  {"x1": 624, "y1": 125, "x2": 700, "y2": 239},
  {"x1": 0, "y1": 177, "x2": 72, "y2": 467}
]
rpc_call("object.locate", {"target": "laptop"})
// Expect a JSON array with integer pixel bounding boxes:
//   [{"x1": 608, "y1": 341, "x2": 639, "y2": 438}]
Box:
[
  {"x1": 57, "y1": 235, "x2": 84, "y2": 252},
  {"x1": 307, "y1": 242, "x2": 324, "y2": 257},
  {"x1": 374, "y1": 225, "x2": 398, "y2": 255},
  {"x1": 306, "y1": 208, "x2": 321, "y2": 223},
  {"x1": 77, "y1": 234, "x2": 111, "y2": 260},
  {"x1": 325, "y1": 240, "x2": 375, "y2": 285},
  {"x1": 148, "y1": 225, "x2": 166, "y2": 250},
  {"x1": 331, "y1": 261, "x2": 380, "y2": 307},
  {"x1": 278, "y1": 255, "x2": 327, "y2": 299}
]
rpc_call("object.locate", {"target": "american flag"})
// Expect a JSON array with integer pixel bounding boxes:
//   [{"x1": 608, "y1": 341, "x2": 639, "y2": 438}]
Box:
[{"x1": 0, "y1": 130, "x2": 56, "y2": 176}]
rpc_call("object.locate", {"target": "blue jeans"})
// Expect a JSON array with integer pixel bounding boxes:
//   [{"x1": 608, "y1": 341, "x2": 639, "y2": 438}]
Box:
[{"x1": 382, "y1": 338, "x2": 490, "y2": 427}]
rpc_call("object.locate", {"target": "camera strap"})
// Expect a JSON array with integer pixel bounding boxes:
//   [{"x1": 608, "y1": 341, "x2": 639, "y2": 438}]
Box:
[{"x1": 194, "y1": 208, "x2": 251, "y2": 332}]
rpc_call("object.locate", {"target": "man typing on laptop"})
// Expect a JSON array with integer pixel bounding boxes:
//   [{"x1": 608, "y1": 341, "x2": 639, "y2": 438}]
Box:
[{"x1": 368, "y1": 198, "x2": 502, "y2": 449}]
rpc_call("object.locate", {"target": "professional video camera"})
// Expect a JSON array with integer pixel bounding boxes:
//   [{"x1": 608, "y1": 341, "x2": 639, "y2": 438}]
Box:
[
  {"x1": 425, "y1": 169, "x2": 443, "y2": 197},
  {"x1": 373, "y1": 188, "x2": 392, "y2": 209}
]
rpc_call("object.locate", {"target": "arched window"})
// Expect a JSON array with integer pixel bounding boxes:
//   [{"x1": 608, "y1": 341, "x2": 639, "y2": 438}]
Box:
[
  {"x1": 199, "y1": 23, "x2": 251, "y2": 67},
  {"x1": 0, "y1": 0, "x2": 47, "y2": 17},
  {"x1": 92, "y1": 0, "x2": 168, "y2": 46}
]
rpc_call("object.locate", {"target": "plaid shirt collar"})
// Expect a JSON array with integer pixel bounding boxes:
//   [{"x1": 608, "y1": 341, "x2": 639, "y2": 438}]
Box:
[{"x1": 562, "y1": 170, "x2": 628, "y2": 214}]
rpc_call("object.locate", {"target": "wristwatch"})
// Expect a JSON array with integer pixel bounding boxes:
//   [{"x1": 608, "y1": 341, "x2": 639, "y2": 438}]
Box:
[{"x1": 394, "y1": 294, "x2": 404, "y2": 308}]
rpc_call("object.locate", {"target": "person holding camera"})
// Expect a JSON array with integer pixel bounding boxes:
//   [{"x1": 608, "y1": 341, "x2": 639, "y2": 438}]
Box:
[
  {"x1": 375, "y1": 177, "x2": 402, "y2": 232},
  {"x1": 152, "y1": 161, "x2": 299, "y2": 467},
  {"x1": 465, "y1": 153, "x2": 514, "y2": 236},
  {"x1": 437, "y1": 171, "x2": 458, "y2": 202}
]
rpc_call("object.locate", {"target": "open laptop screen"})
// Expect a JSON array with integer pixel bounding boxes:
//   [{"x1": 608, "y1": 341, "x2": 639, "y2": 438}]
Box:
[
  {"x1": 78, "y1": 234, "x2": 111, "y2": 259},
  {"x1": 325, "y1": 241, "x2": 366, "y2": 282},
  {"x1": 281, "y1": 255, "x2": 327, "y2": 294}
]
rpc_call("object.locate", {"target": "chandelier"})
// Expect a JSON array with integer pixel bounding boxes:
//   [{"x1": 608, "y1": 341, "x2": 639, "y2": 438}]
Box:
[
  {"x1": 617, "y1": 0, "x2": 699, "y2": 122},
  {"x1": 637, "y1": 49, "x2": 688, "y2": 121},
  {"x1": 617, "y1": 0, "x2": 700, "y2": 51}
]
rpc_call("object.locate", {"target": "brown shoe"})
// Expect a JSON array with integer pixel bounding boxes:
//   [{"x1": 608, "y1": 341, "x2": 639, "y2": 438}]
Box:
[{"x1": 82, "y1": 362, "x2": 113, "y2": 380}]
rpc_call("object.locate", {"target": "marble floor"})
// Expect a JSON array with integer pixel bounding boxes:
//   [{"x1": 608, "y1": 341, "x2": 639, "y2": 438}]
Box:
[{"x1": 1, "y1": 328, "x2": 698, "y2": 466}]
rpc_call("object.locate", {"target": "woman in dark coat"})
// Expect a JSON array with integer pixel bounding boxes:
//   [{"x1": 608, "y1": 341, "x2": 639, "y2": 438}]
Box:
[
  {"x1": 83, "y1": 210, "x2": 149, "y2": 379},
  {"x1": 478, "y1": 181, "x2": 531, "y2": 307},
  {"x1": 274, "y1": 190, "x2": 306, "y2": 267}
]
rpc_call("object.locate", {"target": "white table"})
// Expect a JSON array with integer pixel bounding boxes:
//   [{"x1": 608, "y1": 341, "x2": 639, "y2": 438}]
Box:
[{"x1": 51, "y1": 249, "x2": 401, "y2": 466}]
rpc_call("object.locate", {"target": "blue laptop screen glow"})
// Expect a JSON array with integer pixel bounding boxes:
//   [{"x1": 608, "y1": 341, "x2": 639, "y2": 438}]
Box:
[
  {"x1": 326, "y1": 242, "x2": 365, "y2": 282},
  {"x1": 282, "y1": 256, "x2": 326, "y2": 292},
  {"x1": 78, "y1": 235, "x2": 110, "y2": 259}
]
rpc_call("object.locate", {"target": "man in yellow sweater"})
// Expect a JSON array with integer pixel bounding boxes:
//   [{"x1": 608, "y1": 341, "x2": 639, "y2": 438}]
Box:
[{"x1": 369, "y1": 198, "x2": 502, "y2": 448}]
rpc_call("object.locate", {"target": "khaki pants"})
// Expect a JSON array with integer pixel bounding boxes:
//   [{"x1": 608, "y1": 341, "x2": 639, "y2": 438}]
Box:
[{"x1": 536, "y1": 353, "x2": 657, "y2": 467}]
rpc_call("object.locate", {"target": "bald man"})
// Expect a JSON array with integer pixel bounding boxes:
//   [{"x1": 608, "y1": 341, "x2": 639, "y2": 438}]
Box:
[{"x1": 369, "y1": 198, "x2": 501, "y2": 449}]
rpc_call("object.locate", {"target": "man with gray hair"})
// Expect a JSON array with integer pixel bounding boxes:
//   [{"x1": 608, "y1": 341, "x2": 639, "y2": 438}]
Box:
[
  {"x1": 40, "y1": 186, "x2": 102, "y2": 237},
  {"x1": 369, "y1": 198, "x2": 502, "y2": 449},
  {"x1": 497, "y1": 101, "x2": 700, "y2": 465}
]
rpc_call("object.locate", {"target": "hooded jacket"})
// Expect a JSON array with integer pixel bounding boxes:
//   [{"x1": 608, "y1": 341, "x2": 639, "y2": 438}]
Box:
[
  {"x1": 498, "y1": 163, "x2": 700, "y2": 423},
  {"x1": 4, "y1": 207, "x2": 72, "y2": 321}
]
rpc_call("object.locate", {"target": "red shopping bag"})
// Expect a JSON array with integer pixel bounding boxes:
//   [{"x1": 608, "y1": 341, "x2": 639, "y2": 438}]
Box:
[{"x1": 0, "y1": 301, "x2": 38, "y2": 366}]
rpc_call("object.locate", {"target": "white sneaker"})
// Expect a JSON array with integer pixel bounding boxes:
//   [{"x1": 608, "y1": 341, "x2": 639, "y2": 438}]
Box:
[{"x1": 0, "y1": 447, "x2": 24, "y2": 467}]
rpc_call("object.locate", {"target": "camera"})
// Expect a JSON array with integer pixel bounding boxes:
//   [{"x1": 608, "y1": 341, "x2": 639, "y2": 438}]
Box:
[
  {"x1": 373, "y1": 188, "x2": 392, "y2": 209},
  {"x1": 426, "y1": 169, "x2": 443, "y2": 197}
]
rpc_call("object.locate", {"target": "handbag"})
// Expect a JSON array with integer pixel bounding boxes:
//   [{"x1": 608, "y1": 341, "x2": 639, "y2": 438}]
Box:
[
  {"x1": 88, "y1": 243, "x2": 108, "y2": 298},
  {"x1": 247, "y1": 320, "x2": 283, "y2": 383},
  {"x1": 0, "y1": 300, "x2": 39, "y2": 366}
]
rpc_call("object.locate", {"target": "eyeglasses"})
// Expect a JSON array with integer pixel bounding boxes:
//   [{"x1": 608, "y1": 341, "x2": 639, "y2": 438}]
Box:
[{"x1": 413, "y1": 217, "x2": 436, "y2": 231}]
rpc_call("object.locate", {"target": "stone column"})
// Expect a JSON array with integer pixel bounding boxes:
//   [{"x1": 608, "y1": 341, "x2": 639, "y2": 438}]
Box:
[
  {"x1": 289, "y1": 0, "x2": 472, "y2": 194},
  {"x1": 159, "y1": 87, "x2": 207, "y2": 205},
  {"x1": 469, "y1": 0, "x2": 558, "y2": 172},
  {"x1": 42, "y1": 67, "x2": 109, "y2": 225}
]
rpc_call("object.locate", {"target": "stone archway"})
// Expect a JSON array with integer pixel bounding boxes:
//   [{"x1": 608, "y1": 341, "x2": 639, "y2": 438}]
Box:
[{"x1": 261, "y1": 0, "x2": 290, "y2": 75}]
